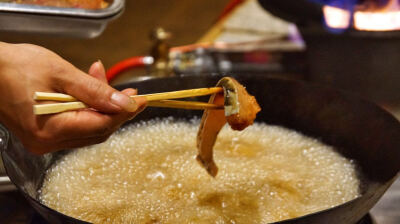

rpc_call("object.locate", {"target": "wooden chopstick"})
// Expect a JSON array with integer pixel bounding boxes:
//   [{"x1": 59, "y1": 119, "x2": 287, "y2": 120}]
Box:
[
  {"x1": 33, "y1": 87, "x2": 224, "y2": 115},
  {"x1": 148, "y1": 100, "x2": 223, "y2": 110},
  {"x1": 34, "y1": 102, "x2": 87, "y2": 115},
  {"x1": 34, "y1": 87, "x2": 223, "y2": 102},
  {"x1": 33, "y1": 92, "x2": 77, "y2": 102},
  {"x1": 34, "y1": 100, "x2": 222, "y2": 115}
]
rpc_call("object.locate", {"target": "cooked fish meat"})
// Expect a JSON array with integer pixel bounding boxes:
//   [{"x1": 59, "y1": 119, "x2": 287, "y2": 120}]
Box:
[
  {"x1": 197, "y1": 77, "x2": 261, "y2": 176},
  {"x1": 196, "y1": 91, "x2": 225, "y2": 177}
]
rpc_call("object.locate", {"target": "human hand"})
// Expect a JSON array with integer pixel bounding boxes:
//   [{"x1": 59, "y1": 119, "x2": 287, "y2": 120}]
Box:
[{"x1": 0, "y1": 42, "x2": 146, "y2": 154}]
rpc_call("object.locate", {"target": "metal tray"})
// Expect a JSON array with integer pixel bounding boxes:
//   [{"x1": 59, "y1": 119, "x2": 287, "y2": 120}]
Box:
[{"x1": 0, "y1": 0, "x2": 124, "y2": 38}]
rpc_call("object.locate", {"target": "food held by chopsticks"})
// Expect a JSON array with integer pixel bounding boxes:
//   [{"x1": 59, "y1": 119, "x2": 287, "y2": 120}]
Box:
[
  {"x1": 196, "y1": 77, "x2": 261, "y2": 177},
  {"x1": 32, "y1": 76, "x2": 261, "y2": 178}
]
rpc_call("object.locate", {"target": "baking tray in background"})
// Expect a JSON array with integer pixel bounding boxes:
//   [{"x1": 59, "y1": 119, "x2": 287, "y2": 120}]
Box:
[{"x1": 0, "y1": 0, "x2": 124, "y2": 38}]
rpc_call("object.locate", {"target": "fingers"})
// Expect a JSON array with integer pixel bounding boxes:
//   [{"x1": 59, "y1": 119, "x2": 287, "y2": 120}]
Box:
[
  {"x1": 121, "y1": 88, "x2": 147, "y2": 120},
  {"x1": 121, "y1": 88, "x2": 147, "y2": 106},
  {"x1": 31, "y1": 104, "x2": 148, "y2": 154},
  {"x1": 59, "y1": 68, "x2": 139, "y2": 113},
  {"x1": 29, "y1": 60, "x2": 149, "y2": 153},
  {"x1": 57, "y1": 135, "x2": 112, "y2": 151},
  {"x1": 34, "y1": 109, "x2": 132, "y2": 148},
  {"x1": 33, "y1": 89, "x2": 147, "y2": 152},
  {"x1": 30, "y1": 135, "x2": 112, "y2": 155},
  {"x1": 121, "y1": 88, "x2": 147, "y2": 109},
  {"x1": 88, "y1": 60, "x2": 107, "y2": 83}
]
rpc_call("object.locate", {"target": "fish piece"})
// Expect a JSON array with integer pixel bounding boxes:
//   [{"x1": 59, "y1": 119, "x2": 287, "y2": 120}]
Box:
[
  {"x1": 196, "y1": 77, "x2": 261, "y2": 177},
  {"x1": 220, "y1": 77, "x2": 261, "y2": 131},
  {"x1": 196, "y1": 92, "x2": 225, "y2": 177}
]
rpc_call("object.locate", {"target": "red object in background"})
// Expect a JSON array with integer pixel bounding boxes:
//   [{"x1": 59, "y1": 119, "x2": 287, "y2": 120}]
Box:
[
  {"x1": 244, "y1": 51, "x2": 270, "y2": 64},
  {"x1": 217, "y1": 0, "x2": 245, "y2": 21},
  {"x1": 106, "y1": 0, "x2": 245, "y2": 82},
  {"x1": 106, "y1": 56, "x2": 147, "y2": 82}
]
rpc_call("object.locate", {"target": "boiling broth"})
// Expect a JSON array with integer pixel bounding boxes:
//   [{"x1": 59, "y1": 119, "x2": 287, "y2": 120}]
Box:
[{"x1": 39, "y1": 117, "x2": 360, "y2": 223}]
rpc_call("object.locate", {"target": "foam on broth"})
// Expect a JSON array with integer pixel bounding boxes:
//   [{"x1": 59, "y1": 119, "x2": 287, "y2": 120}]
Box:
[{"x1": 39, "y1": 117, "x2": 360, "y2": 223}]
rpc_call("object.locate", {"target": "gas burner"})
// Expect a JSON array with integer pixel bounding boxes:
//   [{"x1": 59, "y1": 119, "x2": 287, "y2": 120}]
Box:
[{"x1": 258, "y1": 0, "x2": 400, "y2": 104}]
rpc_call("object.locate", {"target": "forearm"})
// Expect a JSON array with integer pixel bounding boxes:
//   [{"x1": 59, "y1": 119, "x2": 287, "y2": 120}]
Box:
[{"x1": 0, "y1": 42, "x2": 14, "y2": 125}]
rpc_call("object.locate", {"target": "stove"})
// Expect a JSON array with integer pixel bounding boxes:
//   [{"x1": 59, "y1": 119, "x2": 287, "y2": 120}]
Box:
[{"x1": 259, "y1": 0, "x2": 400, "y2": 104}]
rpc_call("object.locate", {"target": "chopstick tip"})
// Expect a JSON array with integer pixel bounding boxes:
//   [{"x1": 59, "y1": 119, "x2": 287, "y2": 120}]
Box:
[{"x1": 33, "y1": 92, "x2": 40, "y2": 100}]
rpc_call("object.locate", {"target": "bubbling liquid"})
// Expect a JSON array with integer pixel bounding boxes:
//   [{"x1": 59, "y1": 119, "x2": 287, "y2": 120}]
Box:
[{"x1": 39, "y1": 118, "x2": 360, "y2": 224}]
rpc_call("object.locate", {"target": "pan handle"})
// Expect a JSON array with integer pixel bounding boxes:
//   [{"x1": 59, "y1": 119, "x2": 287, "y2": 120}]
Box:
[{"x1": 0, "y1": 124, "x2": 9, "y2": 152}]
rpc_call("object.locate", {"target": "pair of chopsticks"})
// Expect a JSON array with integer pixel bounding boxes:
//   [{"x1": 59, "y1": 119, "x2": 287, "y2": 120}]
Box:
[{"x1": 33, "y1": 87, "x2": 224, "y2": 115}]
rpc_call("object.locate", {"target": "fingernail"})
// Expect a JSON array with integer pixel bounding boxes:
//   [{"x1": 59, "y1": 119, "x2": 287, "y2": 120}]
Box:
[{"x1": 111, "y1": 92, "x2": 138, "y2": 112}]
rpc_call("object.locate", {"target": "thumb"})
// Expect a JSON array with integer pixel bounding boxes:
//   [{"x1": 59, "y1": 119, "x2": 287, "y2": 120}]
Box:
[{"x1": 60, "y1": 70, "x2": 139, "y2": 113}]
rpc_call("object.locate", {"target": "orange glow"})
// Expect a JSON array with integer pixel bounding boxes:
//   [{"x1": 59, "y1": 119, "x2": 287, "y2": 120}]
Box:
[
  {"x1": 354, "y1": 11, "x2": 400, "y2": 31},
  {"x1": 354, "y1": 0, "x2": 400, "y2": 31},
  {"x1": 323, "y1": 5, "x2": 351, "y2": 29},
  {"x1": 323, "y1": 0, "x2": 400, "y2": 31}
]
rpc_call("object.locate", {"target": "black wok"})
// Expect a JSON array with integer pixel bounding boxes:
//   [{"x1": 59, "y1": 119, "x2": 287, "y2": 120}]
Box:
[{"x1": 1, "y1": 75, "x2": 399, "y2": 223}]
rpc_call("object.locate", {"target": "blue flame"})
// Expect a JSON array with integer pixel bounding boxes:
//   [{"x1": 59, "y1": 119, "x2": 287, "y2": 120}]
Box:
[
  {"x1": 311, "y1": 0, "x2": 392, "y2": 8},
  {"x1": 309, "y1": 0, "x2": 356, "y2": 9}
]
